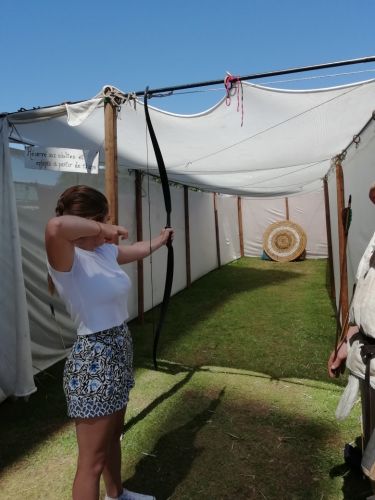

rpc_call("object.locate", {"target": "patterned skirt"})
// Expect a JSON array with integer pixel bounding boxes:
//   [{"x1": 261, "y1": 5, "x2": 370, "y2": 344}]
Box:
[{"x1": 63, "y1": 322, "x2": 135, "y2": 418}]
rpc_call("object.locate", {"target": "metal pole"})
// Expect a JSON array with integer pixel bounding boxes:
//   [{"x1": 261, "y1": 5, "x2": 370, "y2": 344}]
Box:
[
  {"x1": 136, "y1": 56, "x2": 375, "y2": 97},
  {"x1": 213, "y1": 193, "x2": 221, "y2": 268},
  {"x1": 135, "y1": 171, "x2": 144, "y2": 323},
  {"x1": 184, "y1": 186, "x2": 191, "y2": 287}
]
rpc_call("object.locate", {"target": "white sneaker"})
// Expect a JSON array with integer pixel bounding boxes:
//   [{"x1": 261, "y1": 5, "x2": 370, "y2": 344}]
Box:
[
  {"x1": 120, "y1": 489, "x2": 156, "y2": 500},
  {"x1": 105, "y1": 489, "x2": 155, "y2": 500}
]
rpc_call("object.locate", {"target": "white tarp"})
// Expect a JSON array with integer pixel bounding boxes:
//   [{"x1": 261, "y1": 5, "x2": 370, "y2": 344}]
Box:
[
  {"x1": 4, "y1": 77, "x2": 375, "y2": 401},
  {"x1": 328, "y1": 117, "x2": 375, "y2": 309},
  {"x1": 7, "y1": 79, "x2": 375, "y2": 197},
  {"x1": 0, "y1": 120, "x2": 36, "y2": 401}
]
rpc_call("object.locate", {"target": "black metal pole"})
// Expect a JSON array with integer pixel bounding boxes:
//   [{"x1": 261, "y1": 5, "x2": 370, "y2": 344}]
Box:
[
  {"x1": 5, "y1": 55, "x2": 375, "y2": 116},
  {"x1": 138, "y1": 55, "x2": 375, "y2": 97}
]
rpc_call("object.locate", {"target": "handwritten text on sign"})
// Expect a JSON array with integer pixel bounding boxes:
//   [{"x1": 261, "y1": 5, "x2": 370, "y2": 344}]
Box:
[{"x1": 25, "y1": 147, "x2": 99, "y2": 174}]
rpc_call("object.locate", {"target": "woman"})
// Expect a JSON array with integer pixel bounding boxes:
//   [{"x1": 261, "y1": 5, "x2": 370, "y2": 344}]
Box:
[{"x1": 46, "y1": 185, "x2": 173, "y2": 500}]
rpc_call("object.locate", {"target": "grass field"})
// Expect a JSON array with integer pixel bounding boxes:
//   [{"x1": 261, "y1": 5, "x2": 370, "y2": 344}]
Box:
[{"x1": 0, "y1": 258, "x2": 371, "y2": 499}]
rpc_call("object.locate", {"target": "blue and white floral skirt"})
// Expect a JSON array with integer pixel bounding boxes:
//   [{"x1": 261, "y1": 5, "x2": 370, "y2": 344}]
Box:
[{"x1": 63, "y1": 322, "x2": 135, "y2": 419}]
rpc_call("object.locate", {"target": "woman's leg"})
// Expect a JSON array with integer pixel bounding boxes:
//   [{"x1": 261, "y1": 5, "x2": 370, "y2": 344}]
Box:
[
  {"x1": 102, "y1": 407, "x2": 127, "y2": 498},
  {"x1": 73, "y1": 411, "x2": 120, "y2": 500}
]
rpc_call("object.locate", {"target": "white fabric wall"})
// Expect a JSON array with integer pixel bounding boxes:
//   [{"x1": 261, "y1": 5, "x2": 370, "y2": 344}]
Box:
[
  {"x1": 242, "y1": 190, "x2": 327, "y2": 259},
  {"x1": 327, "y1": 119, "x2": 375, "y2": 312},
  {"x1": 242, "y1": 197, "x2": 287, "y2": 257},
  {"x1": 0, "y1": 122, "x2": 35, "y2": 402},
  {"x1": 342, "y1": 120, "x2": 375, "y2": 297},
  {"x1": 288, "y1": 190, "x2": 327, "y2": 258},
  {"x1": 189, "y1": 190, "x2": 218, "y2": 281},
  {"x1": 216, "y1": 194, "x2": 241, "y2": 264}
]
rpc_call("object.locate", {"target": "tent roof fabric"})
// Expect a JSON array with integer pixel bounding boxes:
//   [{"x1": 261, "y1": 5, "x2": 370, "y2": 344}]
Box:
[{"x1": 7, "y1": 79, "x2": 375, "y2": 197}]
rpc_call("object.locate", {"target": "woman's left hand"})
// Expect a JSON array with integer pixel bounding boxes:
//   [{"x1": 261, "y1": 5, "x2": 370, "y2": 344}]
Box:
[{"x1": 160, "y1": 227, "x2": 174, "y2": 246}]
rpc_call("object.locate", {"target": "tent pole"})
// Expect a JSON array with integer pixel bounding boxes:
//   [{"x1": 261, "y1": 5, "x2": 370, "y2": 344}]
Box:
[
  {"x1": 336, "y1": 163, "x2": 348, "y2": 324},
  {"x1": 285, "y1": 197, "x2": 290, "y2": 220},
  {"x1": 7, "y1": 56, "x2": 375, "y2": 116},
  {"x1": 135, "y1": 171, "x2": 144, "y2": 323},
  {"x1": 184, "y1": 186, "x2": 191, "y2": 287},
  {"x1": 131, "y1": 56, "x2": 375, "y2": 98},
  {"x1": 214, "y1": 193, "x2": 221, "y2": 268},
  {"x1": 323, "y1": 178, "x2": 335, "y2": 299},
  {"x1": 104, "y1": 94, "x2": 118, "y2": 224},
  {"x1": 237, "y1": 196, "x2": 244, "y2": 257}
]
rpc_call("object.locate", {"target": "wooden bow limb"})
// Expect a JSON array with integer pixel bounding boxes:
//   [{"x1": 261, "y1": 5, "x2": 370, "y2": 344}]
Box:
[{"x1": 331, "y1": 284, "x2": 356, "y2": 377}]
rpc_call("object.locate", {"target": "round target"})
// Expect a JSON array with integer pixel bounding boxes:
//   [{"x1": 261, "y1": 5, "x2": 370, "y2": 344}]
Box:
[{"x1": 263, "y1": 220, "x2": 307, "y2": 262}]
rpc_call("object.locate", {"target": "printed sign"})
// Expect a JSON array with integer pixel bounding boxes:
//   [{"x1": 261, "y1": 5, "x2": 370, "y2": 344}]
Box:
[{"x1": 25, "y1": 147, "x2": 99, "y2": 174}]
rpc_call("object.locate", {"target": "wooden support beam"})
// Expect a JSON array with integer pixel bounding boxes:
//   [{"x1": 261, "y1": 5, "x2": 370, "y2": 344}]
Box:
[
  {"x1": 336, "y1": 163, "x2": 349, "y2": 325},
  {"x1": 285, "y1": 197, "x2": 290, "y2": 220},
  {"x1": 237, "y1": 196, "x2": 244, "y2": 257},
  {"x1": 135, "y1": 171, "x2": 144, "y2": 323},
  {"x1": 323, "y1": 177, "x2": 335, "y2": 299},
  {"x1": 184, "y1": 186, "x2": 191, "y2": 287},
  {"x1": 213, "y1": 193, "x2": 221, "y2": 268},
  {"x1": 104, "y1": 95, "x2": 118, "y2": 224}
]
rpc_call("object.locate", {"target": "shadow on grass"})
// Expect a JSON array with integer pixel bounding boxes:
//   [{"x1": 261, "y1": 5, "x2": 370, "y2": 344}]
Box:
[
  {"x1": 0, "y1": 360, "x2": 66, "y2": 472},
  {"x1": 0, "y1": 258, "x2": 352, "y2": 499},
  {"x1": 124, "y1": 388, "x2": 226, "y2": 499},
  {"x1": 0, "y1": 360, "x2": 371, "y2": 499},
  {"x1": 122, "y1": 361, "x2": 372, "y2": 499},
  {"x1": 123, "y1": 383, "x2": 372, "y2": 500}
]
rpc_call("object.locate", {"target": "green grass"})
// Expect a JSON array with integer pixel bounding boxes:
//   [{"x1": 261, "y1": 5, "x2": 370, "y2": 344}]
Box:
[{"x1": 0, "y1": 258, "x2": 371, "y2": 499}]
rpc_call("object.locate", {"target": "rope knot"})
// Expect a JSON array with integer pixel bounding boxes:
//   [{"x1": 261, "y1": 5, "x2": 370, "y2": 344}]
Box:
[{"x1": 224, "y1": 74, "x2": 244, "y2": 126}]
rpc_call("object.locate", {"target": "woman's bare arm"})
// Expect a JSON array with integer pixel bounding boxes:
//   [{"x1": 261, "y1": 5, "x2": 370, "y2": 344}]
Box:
[
  {"x1": 45, "y1": 216, "x2": 128, "y2": 271},
  {"x1": 117, "y1": 228, "x2": 173, "y2": 265}
]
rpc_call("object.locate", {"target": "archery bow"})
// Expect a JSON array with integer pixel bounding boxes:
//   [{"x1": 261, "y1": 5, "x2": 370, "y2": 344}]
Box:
[
  {"x1": 144, "y1": 87, "x2": 174, "y2": 370},
  {"x1": 332, "y1": 194, "x2": 353, "y2": 375}
]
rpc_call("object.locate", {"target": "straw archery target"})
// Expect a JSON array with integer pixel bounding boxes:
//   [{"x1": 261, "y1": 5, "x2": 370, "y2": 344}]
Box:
[{"x1": 263, "y1": 220, "x2": 307, "y2": 262}]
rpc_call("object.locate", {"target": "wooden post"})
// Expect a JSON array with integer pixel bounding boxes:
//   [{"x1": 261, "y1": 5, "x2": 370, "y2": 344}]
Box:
[
  {"x1": 213, "y1": 193, "x2": 221, "y2": 268},
  {"x1": 323, "y1": 177, "x2": 335, "y2": 299},
  {"x1": 184, "y1": 186, "x2": 191, "y2": 287},
  {"x1": 135, "y1": 171, "x2": 144, "y2": 323},
  {"x1": 336, "y1": 163, "x2": 348, "y2": 325},
  {"x1": 285, "y1": 197, "x2": 290, "y2": 220},
  {"x1": 237, "y1": 196, "x2": 244, "y2": 257},
  {"x1": 104, "y1": 93, "x2": 118, "y2": 224}
]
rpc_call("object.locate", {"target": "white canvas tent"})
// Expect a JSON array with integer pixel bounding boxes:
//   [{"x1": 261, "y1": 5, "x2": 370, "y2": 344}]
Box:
[
  {"x1": 2, "y1": 77, "x2": 375, "y2": 403},
  {"x1": 327, "y1": 115, "x2": 375, "y2": 310},
  {"x1": 8, "y1": 79, "x2": 375, "y2": 196}
]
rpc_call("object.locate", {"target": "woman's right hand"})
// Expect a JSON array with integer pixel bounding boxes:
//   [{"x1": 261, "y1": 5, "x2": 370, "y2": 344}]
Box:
[
  {"x1": 327, "y1": 325, "x2": 359, "y2": 378},
  {"x1": 327, "y1": 341, "x2": 348, "y2": 378},
  {"x1": 97, "y1": 223, "x2": 129, "y2": 244}
]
